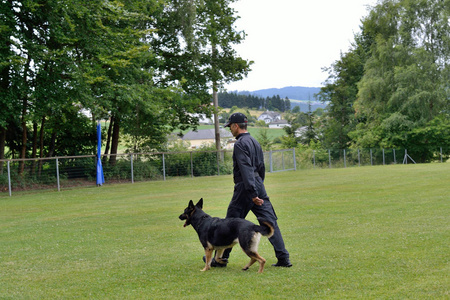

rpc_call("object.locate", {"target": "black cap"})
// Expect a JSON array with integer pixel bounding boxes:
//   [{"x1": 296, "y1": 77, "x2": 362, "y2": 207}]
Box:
[{"x1": 225, "y1": 113, "x2": 248, "y2": 127}]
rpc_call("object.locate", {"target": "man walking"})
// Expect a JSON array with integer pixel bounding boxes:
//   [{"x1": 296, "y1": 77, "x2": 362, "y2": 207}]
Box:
[{"x1": 209, "y1": 112, "x2": 292, "y2": 268}]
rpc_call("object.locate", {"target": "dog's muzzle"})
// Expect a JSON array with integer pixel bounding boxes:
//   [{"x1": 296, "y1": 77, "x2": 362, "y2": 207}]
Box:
[{"x1": 179, "y1": 214, "x2": 189, "y2": 227}]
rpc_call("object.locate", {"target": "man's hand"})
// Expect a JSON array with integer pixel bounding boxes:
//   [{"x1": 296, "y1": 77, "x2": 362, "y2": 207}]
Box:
[{"x1": 252, "y1": 197, "x2": 264, "y2": 206}]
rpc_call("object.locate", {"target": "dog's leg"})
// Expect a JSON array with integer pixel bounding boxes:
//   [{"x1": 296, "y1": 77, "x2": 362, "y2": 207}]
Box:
[
  {"x1": 255, "y1": 254, "x2": 266, "y2": 273},
  {"x1": 215, "y1": 249, "x2": 227, "y2": 264},
  {"x1": 243, "y1": 252, "x2": 266, "y2": 273},
  {"x1": 242, "y1": 257, "x2": 256, "y2": 271},
  {"x1": 202, "y1": 248, "x2": 213, "y2": 272}
]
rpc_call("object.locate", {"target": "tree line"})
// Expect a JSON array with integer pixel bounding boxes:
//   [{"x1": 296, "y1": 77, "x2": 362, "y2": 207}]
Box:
[
  {"x1": 283, "y1": 0, "x2": 449, "y2": 162},
  {"x1": 218, "y1": 91, "x2": 291, "y2": 112},
  {"x1": 1, "y1": 0, "x2": 449, "y2": 173},
  {"x1": 0, "y1": 0, "x2": 250, "y2": 173}
]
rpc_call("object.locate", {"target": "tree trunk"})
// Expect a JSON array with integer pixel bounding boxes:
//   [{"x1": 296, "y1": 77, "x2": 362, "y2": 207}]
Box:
[
  {"x1": 38, "y1": 116, "x2": 46, "y2": 176},
  {"x1": 0, "y1": 126, "x2": 6, "y2": 175},
  {"x1": 19, "y1": 50, "x2": 32, "y2": 174},
  {"x1": 31, "y1": 121, "x2": 38, "y2": 174},
  {"x1": 103, "y1": 117, "x2": 113, "y2": 165},
  {"x1": 109, "y1": 115, "x2": 120, "y2": 166},
  {"x1": 47, "y1": 131, "x2": 57, "y2": 158},
  {"x1": 19, "y1": 100, "x2": 27, "y2": 174}
]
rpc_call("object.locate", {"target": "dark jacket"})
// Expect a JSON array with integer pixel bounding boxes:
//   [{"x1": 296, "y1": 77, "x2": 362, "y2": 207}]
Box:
[{"x1": 233, "y1": 132, "x2": 265, "y2": 199}]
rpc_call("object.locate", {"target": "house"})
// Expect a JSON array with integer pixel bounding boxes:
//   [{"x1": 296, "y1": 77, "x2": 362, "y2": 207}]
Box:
[
  {"x1": 268, "y1": 119, "x2": 290, "y2": 129},
  {"x1": 257, "y1": 111, "x2": 281, "y2": 124},
  {"x1": 182, "y1": 128, "x2": 234, "y2": 149},
  {"x1": 189, "y1": 113, "x2": 214, "y2": 125},
  {"x1": 295, "y1": 126, "x2": 308, "y2": 138}
]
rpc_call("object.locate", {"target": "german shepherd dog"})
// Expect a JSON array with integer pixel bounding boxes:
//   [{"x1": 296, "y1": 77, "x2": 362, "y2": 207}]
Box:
[{"x1": 179, "y1": 198, "x2": 274, "y2": 273}]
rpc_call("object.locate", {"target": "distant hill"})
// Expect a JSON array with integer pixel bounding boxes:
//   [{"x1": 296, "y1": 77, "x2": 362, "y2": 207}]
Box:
[
  {"x1": 230, "y1": 86, "x2": 328, "y2": 112},
  {"x1": 237, "y1": 86, "x2": 321, "y2": 100}
]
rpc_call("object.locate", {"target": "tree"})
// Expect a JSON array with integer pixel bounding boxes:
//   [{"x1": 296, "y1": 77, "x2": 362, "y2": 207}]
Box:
[
  {"x1": 191, "y1": 0, "x2": 252, "y2": 150},
  {"x1": 353, "y1": 0, "x2": 450, "y2": 150},
  {"x1": 317, "y1": 31, "x2": 368, "y2": 149},
  {"x1": 319, "y1": 0, "x2": 449, "y2": 156},
  {"x1": 301, "y1": 102, "x2": 317, "y2": 146},
  {"x1": 0, "y1": 0, "x2": 252, "y2": 164},
  {"x1": 256, "y1": 129, "x2": 273, "y2": 151}
]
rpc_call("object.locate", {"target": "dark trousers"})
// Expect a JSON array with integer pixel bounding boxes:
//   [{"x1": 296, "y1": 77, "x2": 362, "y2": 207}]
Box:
[{"x1": 221, "y1": 178, "x2": 290, "y2": 260}]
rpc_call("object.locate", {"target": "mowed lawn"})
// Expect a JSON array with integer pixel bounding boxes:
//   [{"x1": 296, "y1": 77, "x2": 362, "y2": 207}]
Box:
[{"x1": 0, "y1": 164, "x2": 448, "y2": 299}]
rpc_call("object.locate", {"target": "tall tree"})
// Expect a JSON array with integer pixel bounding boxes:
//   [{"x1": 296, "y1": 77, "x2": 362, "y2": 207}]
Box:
[
  {"x1": 353, "y1": 0, "x2": 449, "y2": 154},
  {"x1": 317, "y1": 32, "x2": 369, "y2": 149}
]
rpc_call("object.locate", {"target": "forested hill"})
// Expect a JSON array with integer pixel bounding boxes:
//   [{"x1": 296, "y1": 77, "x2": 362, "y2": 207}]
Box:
[
  {"x1": 223, "y1": 86, "x2": 327, "y2": 111},
  {"x1": 234, "y1": 86, "x2": 322, "y2": 100},
  {"x1": 218, "y1": 92, "x2": 290, "y2": 112}
]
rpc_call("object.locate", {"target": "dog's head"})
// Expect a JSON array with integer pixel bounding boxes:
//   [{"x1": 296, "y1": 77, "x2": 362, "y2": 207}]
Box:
[{"x1": 179, "y1": 198, "x2": 203, "y2": 227}]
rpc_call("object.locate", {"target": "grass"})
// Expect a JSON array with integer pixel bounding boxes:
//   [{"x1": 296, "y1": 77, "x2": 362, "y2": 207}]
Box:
[
  {"x1": 195, "y1": 124, "x2": 286, "y2": 140},
  {"x1": 1, "y1": 163, "x2": 449, "y2": 299}
]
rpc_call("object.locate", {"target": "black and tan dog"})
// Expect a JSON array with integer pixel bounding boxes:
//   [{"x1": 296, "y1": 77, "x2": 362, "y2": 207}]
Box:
[{"x1": 179, "y1": 198, "x2": 274, "y2": 273}]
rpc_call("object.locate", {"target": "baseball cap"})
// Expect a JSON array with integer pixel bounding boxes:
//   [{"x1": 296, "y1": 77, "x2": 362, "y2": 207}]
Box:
[{"x1": 224, "y1": 113, "x2": 248, "y2": 127}]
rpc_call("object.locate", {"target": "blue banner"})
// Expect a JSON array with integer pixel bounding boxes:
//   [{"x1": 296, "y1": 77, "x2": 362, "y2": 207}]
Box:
[{"x1": 96, "y1": 122, "x2": 105, "y2": 186}]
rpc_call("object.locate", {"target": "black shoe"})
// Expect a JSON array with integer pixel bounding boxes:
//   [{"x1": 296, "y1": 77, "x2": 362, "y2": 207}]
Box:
[
  {"x1": 272, "y1": 258, "x2": 292, "y2": 267},
  {"x1": 203, "y1": 256, "x2": 228, "y2": 267}
]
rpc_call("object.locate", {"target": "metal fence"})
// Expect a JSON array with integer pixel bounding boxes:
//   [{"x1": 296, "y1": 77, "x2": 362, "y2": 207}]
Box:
[
  {"x1": 1, "y1": 147, "x2": 448, "y2": 197},
  {"x1": 295, "y1": 147, "x2": 448, "y2": 169},
  {"x1": 0, "y1": 149, "x2": 296, "y2": 196}
]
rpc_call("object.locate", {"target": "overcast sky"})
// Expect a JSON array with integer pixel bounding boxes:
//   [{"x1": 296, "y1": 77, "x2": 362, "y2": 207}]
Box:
[{"x1": 224, "y1": 0, "x2": 378, "y2": 92}]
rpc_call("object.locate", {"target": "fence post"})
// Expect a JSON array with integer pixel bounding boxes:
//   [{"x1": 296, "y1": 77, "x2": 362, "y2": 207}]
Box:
[
  {"x1": 370, "y1": 149, "x2": 373, "y2": 166},
  {"x1": 269, "y1": 150, "x2": 273, "y2": 173},
  {"x1": 382, "y1": 149, "x2": 385, "y2": 165},
  {"x1": 56, "y1": 158, "x2": 60, "y2": 192},
  {"x1": 344, "y1": 149, "x2": 346, "y2": 168},
  {"x1": 131, "y1": 154, "x2": 134, "y2": 184},
  {"x1": 7, "y1": 161, "x2": 11, "y2": 197},
  {"x1": 441, "y1": 147, "x2": 443, "y2": 163},
  {"x1": 190, "y1": 152, "x2": 194, "y2": 178},
  {"x1": 162, "y1": 153, "x2": 166, "y2": 181},
  {"x1": 293, "y1": 148, "x2": 296, "y2": 171},
  {"x1": 328, "y1": 149, "x2": 331, "y2": 168},
  {"x1": 393, "y1": 149, "x2": 397, "y2": 164}
]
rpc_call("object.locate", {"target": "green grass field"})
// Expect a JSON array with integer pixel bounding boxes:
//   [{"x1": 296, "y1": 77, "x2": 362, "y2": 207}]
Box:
[
  {"x1": 1, "y1": 164, "x2": 449, "y2": 299},
  {"x1": 193, "y1": 124, "x2": 286, "y2": 141}
]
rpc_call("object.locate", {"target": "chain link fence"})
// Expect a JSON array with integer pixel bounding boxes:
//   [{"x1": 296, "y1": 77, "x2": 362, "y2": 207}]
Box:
[
  {"x1": 1, "y1": 147, "x2": 448, "y2": 196},
  {"x1": 0, "y1": 149, "x2": 297, "y2": 196},
  {"x1": 295, "y1": 147, "x2": 449, "y2": 169}
]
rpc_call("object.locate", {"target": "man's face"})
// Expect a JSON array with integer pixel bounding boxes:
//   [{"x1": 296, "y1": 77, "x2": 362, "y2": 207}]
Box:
[{"x1": 229, "y1": 123, "x2": 238, "y2": 137}]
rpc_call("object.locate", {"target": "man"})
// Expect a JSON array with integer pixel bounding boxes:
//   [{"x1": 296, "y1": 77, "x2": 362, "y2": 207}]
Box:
[{"x1": 208, "y1": 112, "x2": 292, "y2": 268}]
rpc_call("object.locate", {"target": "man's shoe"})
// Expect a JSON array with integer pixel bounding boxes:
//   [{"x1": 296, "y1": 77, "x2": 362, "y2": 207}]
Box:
[
  {"x1": 272, "y1": 258, "x2": 292, "y2": 267},
  {"x1": 202, "y1": 256, "x2": 228, "y2": 267}
]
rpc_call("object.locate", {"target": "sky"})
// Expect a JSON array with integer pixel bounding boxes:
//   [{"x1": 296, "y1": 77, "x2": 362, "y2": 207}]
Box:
[{"x1": 224, "y1": 0, "x2": 378, "y2": 92}]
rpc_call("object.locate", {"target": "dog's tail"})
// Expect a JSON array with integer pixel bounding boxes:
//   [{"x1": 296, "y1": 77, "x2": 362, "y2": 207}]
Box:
[{"x1": 256, "y1": 218, "x2": 275, "y2": 238}]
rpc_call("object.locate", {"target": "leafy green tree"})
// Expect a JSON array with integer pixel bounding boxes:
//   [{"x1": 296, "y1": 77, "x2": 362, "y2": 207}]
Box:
[
  {"x1": 317, "y1": 32, "x2": 368, "y2": 149},
  {"x1": 406, "y1": 114, "x2": 450, "y2": 162},
  {"x1": 353, "y1": 0, "x2": 449, "y2": 150},
  {"x1": 281, "y1": 112, "x2": 307, "y2": 148},
  {"x1": 0, "y1": 0, "x2": 20, "y2": 171},
  {"x1": 301, "y1": 102, "x2": 317, "y2": 146},
  {"x1": 256, "y1": 129, "x2": 273, "y2": 151}
]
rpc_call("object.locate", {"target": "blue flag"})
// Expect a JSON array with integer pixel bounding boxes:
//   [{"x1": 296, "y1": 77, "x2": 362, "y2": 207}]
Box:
[{"x1": 96, "y1": 121, "x2": 105, "y2": 186}]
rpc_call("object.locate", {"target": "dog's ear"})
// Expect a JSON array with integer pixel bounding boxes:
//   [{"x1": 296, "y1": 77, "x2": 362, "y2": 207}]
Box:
[
  {"x1": 196, "y1": 198, "x2": 203, "y2": 209},
  {"x1": 188, "y1": 200, "x2": 194, "y2": 208}
]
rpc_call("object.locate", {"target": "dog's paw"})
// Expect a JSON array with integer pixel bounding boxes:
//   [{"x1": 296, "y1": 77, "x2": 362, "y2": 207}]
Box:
[{"x1": 242, "y1": 267, "x2": 249, "y2": 271}]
